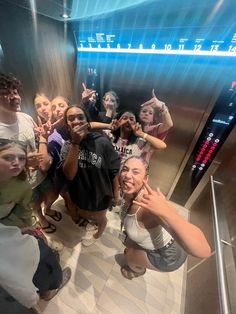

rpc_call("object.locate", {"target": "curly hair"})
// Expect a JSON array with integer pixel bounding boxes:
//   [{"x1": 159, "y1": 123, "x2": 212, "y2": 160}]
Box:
[
  {"x1": 111, "y1": 110, "x2": 140, "y2": 145},
  {"x1": 0, "y1": 72, "x2": 21, "y2": 95}
]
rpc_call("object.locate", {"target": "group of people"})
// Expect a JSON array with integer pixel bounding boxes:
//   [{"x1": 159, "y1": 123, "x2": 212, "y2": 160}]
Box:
[{"x1": 0, "y1": 72, "x2": 211, "y2": 309}]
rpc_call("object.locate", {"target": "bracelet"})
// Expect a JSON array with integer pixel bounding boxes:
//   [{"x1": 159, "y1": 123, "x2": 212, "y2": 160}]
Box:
[
  {"x1": 39, "y1": 141, "x2": 47, "y2": 144},
  {"x1": 143, "y1": 133, "x2": 148, "y2": 140}
]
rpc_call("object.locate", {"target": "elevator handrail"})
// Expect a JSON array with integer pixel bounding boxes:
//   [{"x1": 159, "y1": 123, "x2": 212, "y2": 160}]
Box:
[{"x1": 210, "y1": 176, "x2": 230, "y2": 314}]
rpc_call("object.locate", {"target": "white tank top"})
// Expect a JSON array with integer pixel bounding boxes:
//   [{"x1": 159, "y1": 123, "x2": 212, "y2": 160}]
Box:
[{"x1": 123, "y1": 207, "x2": 172, "y2": 250}]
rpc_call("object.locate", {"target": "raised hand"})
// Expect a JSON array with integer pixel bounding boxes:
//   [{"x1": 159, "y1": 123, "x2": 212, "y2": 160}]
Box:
[
  {"x1": 82, "y1": 82, "x2": 96, "y2": 103},
  {"x1": 71, "y1": 123, "x2": 89, "y2": 144},
  {"x1": 133, "y1": 181, "x2": 167, "y2": 216},
  {"x1": 118, "y1": 116, "x2": 129, "y2": 128},
  {"x1": 110, "y1": 119, "x2": 120, "y2": 131},
  {"x1": 37, "y1": 116, "x2": 53, "y2": 140},
  {"x1": 140, "y1": 89, "x2": 165, "y2": 110},
  {"x1": 27, "y1": 152, "x2": 44, "y2": 169},
  {"x1": 131, "y1": 122, "x2": 144, "y2": 137},
  {"x1": 106, "y1": 102, "x2": 116, "y2": 111}
]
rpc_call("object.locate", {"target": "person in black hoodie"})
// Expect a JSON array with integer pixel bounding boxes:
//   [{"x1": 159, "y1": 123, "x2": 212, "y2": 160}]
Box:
[{"x1": 60, "y1": 105, "x2": 120, "y2": 246}]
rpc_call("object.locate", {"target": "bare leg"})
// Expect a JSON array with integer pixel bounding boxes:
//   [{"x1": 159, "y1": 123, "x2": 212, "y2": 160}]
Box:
[
  {"x1": 33, "y1": 200, "x2": 50, "y2": 228},
  {"x1": 44, "y1": 189, "x2": 59, "y2": 216},
  {"x1": 93, "y1": 211, "x2": 107, "y2": 239},
  {"x1": 62, "y1": 193, "x2": 79, "y2": 222},
  {"x1": 76, "y1": 208, "x2": 108, "y2": 238},
  {"x1": 125, "y1": 247, "x2": 157, "y2": 271}
]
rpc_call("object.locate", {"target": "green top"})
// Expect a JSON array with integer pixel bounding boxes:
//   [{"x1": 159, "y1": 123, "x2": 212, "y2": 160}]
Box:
[{"x1": 0, "y1": 177, "x2": 33, "y2": 227}]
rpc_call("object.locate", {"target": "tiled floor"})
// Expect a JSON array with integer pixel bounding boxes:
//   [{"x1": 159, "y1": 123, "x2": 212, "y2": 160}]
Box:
[{"x1": 36, "y1": 199, "x2": 188, "y2": 314}]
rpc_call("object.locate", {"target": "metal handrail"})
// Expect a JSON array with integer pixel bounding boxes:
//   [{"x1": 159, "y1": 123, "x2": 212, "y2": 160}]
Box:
[{"x1": 210, "y1": 176, "x2": 230, "y2": 314}]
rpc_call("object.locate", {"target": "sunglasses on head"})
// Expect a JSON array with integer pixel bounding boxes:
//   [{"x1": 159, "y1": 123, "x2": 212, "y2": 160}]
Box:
[{"x1": 0, "y1": 138, "x2": 27, "y2": 149}]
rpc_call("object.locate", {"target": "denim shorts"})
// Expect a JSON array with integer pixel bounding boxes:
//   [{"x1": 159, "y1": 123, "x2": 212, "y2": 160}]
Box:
[{"x1": 146, "y1": 239, "x2": 187, "y2": 272}]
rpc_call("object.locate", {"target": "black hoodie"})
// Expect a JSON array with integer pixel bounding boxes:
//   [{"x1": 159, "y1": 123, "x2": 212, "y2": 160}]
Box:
[{"x1": 61, "y1": 132, "x2": 120, "y2": 211}]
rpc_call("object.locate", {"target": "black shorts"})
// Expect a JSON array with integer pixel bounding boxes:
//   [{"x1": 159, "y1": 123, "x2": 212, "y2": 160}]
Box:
[
  {"x1": 33, "y1": 238, "x2": 62, "y2": 293},
  {"x1": 146, "y1": 240, "x2": 187, "y2": 272}
]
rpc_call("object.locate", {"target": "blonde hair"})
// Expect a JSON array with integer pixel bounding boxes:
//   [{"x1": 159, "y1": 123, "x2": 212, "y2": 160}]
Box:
[{"x1": 0, "y1": 140, "x2": 28, "y2": 180}]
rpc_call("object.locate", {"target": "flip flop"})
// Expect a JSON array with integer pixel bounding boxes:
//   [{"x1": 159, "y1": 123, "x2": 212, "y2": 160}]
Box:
[
  {"x1": 42, "y1": 267, "x2": 72, "y2": 301},
  {"x1": 121, "y1": 265, "x2": 146, "y2": 280},
  {"x1": 41, "y1": 222, "x2": 56, "y2": 234},
  {"x1": 45, "y1": 210, "x2": 62, "y2": 222},
  {"x1": 76, "y1": 217, "x2": 90, "y2": 227}
]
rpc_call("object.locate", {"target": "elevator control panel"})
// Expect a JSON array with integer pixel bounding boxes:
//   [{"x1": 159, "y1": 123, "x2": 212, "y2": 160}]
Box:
[
  {"x1": 171, "y1": 82, "x2": 236, "y2": 205},
  {"x1": 191, "y1": 83, "x2": 236, "y2": 185}
]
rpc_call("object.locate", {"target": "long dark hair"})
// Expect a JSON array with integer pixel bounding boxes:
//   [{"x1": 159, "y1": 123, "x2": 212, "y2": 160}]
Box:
[
  {"x1": 112, "y1": 110, "x2": 140, "y2": 145},
  {"x1": 63, "y1": 105, "x2": 91, "y2": 140}
]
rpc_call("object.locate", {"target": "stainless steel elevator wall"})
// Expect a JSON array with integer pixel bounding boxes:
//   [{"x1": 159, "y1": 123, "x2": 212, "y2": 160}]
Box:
[{"x1": 185, "y1": 125, "x2": 236, "y2": 314}]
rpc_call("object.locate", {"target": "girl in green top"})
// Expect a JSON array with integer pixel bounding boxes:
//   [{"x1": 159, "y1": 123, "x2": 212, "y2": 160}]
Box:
[{"x1": 0, "y1": 139, "x2": 34, "y2": 227}]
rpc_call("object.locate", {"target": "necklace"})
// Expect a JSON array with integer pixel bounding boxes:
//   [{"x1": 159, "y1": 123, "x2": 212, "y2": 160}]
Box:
[{"x1": 121, "y1": 186, "x2": 145, "y2": 220}]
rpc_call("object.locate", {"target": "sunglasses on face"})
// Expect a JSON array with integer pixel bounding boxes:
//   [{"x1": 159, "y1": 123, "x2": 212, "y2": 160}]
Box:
[{"x1": 67, "y1": 114, "x2": 86, "y2": 122}]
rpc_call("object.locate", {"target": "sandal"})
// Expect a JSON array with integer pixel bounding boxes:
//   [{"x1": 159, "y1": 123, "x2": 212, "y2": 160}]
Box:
[
  {"x1": 41, "y1": 267, "x2": 72, "y2": 301},
  {"x1": 41, "y1": 222, "x2": 56, "y2": 234},
  {"x1": 121, "y1": 265, "x2": 146, "y2": 280},
  {"x1": 76, "y1": 217, "x2": 90, "y2": 227},
  {"x1": 45, "y1": 210, "x2": 62, "y2": 222}
]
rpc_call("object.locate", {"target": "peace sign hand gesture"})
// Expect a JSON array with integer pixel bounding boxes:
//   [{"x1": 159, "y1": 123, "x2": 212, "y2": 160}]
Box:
[
  {"x1": 131, "y1": 122, "x2": 144, "y2": 137},
  {"x1": 82, "y1": 82, "x2": 96, "y2": 103},
  {"x1": 37, "y1": 116, "x2": 53, "y2": 140}
]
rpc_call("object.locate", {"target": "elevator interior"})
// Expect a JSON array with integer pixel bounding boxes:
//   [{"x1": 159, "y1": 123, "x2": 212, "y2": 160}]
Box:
[{"x1": 0, "y1": 0, "x2": 236, "y2": 313}]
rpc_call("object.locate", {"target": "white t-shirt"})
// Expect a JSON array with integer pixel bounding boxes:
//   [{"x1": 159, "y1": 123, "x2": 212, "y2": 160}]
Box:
[
  {"x1": 104, "y1": 130, "x2": 152, "y2": 164},
  {"x1": 0, "y1": 112, "x2": 46, "y2": 187},
  {"x1": 0, "y1": 112, "x2": 36, "y2": 152},
  {"x1": 0, "y1": 223, "x2": 40, "y2": 308}
]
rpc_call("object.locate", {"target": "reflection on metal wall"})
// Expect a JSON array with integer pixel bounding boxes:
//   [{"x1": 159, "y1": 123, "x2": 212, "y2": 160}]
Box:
[
  {"x1": 77, "y1": 56, "x2": 235, "y2": 195},
  {"x1": 0, "y1": 2, "x2": 76, "y2": 116}
]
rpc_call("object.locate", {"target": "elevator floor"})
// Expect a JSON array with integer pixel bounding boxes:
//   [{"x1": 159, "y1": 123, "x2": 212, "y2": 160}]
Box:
[
  {"x1": 35, "y1": 199, "x2": 188, "y2": 314},
  {"x1": 0, "y1": 199, "x2": 188, "y2": 313}
]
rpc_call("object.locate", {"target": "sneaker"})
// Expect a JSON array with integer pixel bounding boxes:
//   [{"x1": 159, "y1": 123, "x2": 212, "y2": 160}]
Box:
[
  {"x1": 48, "y1": 239, "x2": 64, "y2": 252},
  {"x1": 86, "y1": 222, "x2": 98, "y2": 232},
  {"x1": 82, "y1": 236, "x2": 98, "y2": 247},
  {"x1": 112, "y1": 205, "x2": 121, "y2": 213}
]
